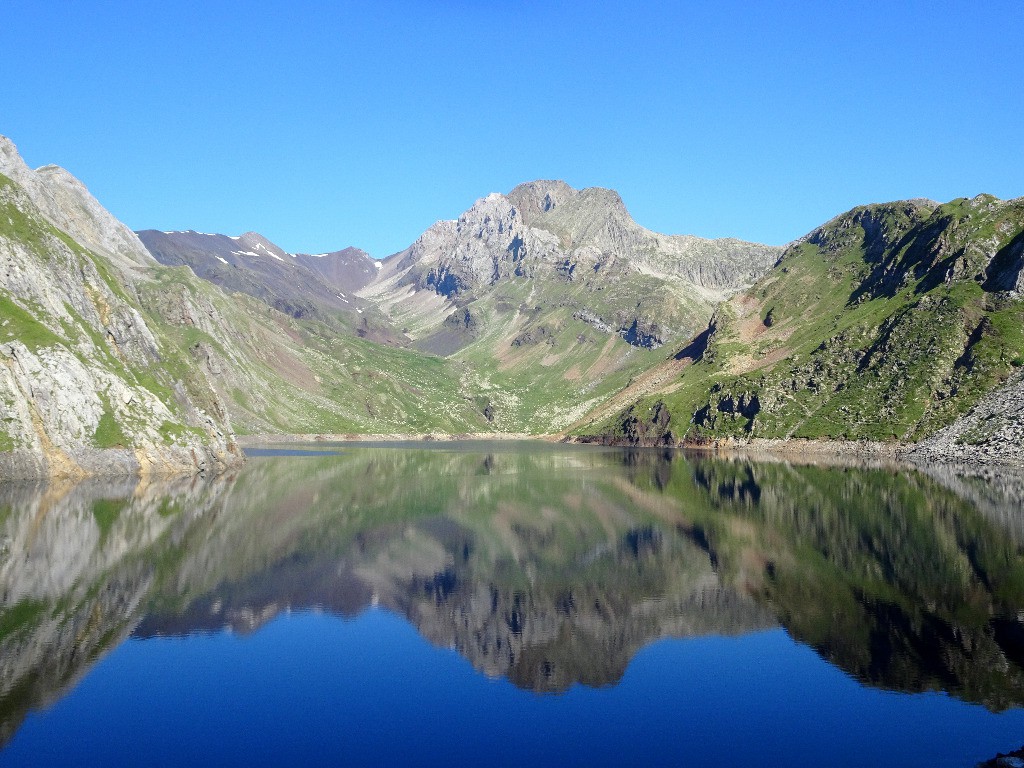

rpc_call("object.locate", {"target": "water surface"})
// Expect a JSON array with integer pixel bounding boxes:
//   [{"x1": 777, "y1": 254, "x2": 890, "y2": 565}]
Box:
[{"x1": 2, "y1": 444, "x2": 1024, "y2": 766}]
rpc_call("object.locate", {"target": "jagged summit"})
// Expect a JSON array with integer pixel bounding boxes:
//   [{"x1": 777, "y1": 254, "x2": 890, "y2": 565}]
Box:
[
  {"x1": 506, "y1": 179, "x2": 576, "y2": 221},
  {"x1": 362, "y1": 179, "x2": 782, "y2": 360}
]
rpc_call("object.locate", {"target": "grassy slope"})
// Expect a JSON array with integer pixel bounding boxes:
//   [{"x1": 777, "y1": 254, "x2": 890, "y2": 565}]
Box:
[
  {"x1": 579, "y1": 196, "x2": 1024, "y2": 443},
  {"x1": 442, "y1": 265, "x2": 712, "y2": 433},
  {"x1": 1, "y1": 170, "x2": 485, "y2": 445},
  {"x1": 135, "y1": 266, "x2": 488, "y2": 436}
]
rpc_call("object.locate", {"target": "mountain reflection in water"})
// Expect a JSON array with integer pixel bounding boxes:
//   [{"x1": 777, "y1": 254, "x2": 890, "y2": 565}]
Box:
[{"x1": 2, "y1": 444, "x2": 1024, "y2": 750}]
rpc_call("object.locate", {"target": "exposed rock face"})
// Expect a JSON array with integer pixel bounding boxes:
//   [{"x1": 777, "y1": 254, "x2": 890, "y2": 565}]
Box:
[
  {"x1": 0, "y1": 137, "x2": 154, "y2": 271},
  {"x1": 0, "y1": 137, "x2": 240, "y2": 479},
  {"x1": 389, "y1": 192, "x2": 563, "y2": 294},
  {"x1": 7, "y1": 131, "x2": 1023, "y2": 459},
  {"x1": 983, "y1": 228, "x2": 1024, "y2": 295},
  {"x1": 512, "y1": 181, "x2": 780, "y2": 290},
  {"x1": 362, "y1": 180, "x2": 782, "y2": 350},
  {"x1": 909, "y1": 369, "x2": 1024, "y2": 466}
]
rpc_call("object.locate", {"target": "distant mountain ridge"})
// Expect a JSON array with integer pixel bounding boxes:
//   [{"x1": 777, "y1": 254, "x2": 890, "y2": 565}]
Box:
[
  {"x1": 138, "y1": 181, "x2": 782, "y2": 356},
  {"x1": 137, "y1": 229, "x2": 379, "y2": 322},
  {"x1": 136, "y1": 180, "x2": 784, "y2": 434}
]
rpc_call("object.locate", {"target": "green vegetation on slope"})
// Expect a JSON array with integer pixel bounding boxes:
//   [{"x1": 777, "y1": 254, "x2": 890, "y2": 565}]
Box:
[
  {"x1": 0, "y1": 292, "x2": 64, "y2": 350},
  {"x1": 581, "y1": 196, "x2": 1024, "y2": 444},
  {"x1": 133, "y1": 267, "x2": 488, "y2": 436},
  {"x1": 92, "y1": 406, "x2": 127, "y2": 449},
  {"x1": 448, "y1": 280, "x2": 668, "y2": 433}
]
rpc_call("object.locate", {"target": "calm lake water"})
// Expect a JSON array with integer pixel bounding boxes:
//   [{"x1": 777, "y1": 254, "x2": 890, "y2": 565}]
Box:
[{"x1": 2, "y1": 443, "x2": 1024, "y2": 766}]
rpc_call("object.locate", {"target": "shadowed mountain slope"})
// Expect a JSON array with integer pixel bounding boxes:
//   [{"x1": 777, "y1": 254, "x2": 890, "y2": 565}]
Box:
[
  {"x1": 137, "y1": 229, "x2": 381, "y2": 328},
  {"x1": 579, "y1": 194, "x2": 1024, "y2": 459}
]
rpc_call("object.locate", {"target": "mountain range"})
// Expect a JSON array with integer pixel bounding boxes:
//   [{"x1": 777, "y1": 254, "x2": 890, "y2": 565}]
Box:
[{"x1": 1, "y1": 133, "x2": 1022, "y2": 478}]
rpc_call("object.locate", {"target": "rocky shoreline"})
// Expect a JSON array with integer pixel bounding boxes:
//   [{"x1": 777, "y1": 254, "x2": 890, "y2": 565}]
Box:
[{"x1": 566, "y1": 432, "x2": 1024, "y2": 471}]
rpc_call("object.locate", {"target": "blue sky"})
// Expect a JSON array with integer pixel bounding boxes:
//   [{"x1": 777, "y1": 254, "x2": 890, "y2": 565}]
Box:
[{"x1": 2, "y1": 1, "x2": 1022, "y2": 258}]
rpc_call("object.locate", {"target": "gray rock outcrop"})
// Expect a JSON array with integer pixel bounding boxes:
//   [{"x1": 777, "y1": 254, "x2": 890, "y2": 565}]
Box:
[
  {"x1": 0, "y1": 136, "x2": 155, "y2": 271},
  {"x1": 0, "y1": 136, "x2": 240, "y2": 479},
  {"x1": 909, "y1": 369, "x2": 1024, "y2": 467},
  {"x1": 361, "y1": 180, "x2": 782, "y2": 350}
]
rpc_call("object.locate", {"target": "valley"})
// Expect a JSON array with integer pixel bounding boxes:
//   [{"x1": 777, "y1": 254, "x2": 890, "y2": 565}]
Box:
[{"x1": 1, "y1": 134, "x2": 1022, "y2": 479}]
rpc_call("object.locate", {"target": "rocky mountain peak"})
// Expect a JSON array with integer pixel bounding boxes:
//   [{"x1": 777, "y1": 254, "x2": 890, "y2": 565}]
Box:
[
  {"x1": 361, "y1": 178, "x2": 783, "y2": 364},
  {"x1": 524, "y1": 183, "x2": 648, "y2": 256},
  {"x1": 803, "y1": 198, "x2": 939, "y2": 257},
  {"x1": 0, "y1": 135, "x2": 30, "y2": 177},
  {"x1": 507, "y1": 180, "x2": 576, "y2": 223},
  {"x1": 455, "y1": 192, "x2": 520, "y2": 237},
  {"x1": 0, "y1": 134, "x2": 155, "y2": 270}
]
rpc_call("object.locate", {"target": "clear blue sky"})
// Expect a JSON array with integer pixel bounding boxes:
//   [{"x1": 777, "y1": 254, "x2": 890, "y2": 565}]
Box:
[{"x1": 2, "y1": 1, "x2": 1022, "y2": 258}]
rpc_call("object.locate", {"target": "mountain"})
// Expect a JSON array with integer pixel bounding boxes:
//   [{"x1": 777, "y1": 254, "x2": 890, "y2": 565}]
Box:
[
  {"x1": 0, "y1": 136, "x2": 240, "y2": 479},
  {"x1": 137, "y1": 229, "x2": 382, "y2": 329},
  {"x1": 354, "y1": 181, "x2": 782, "y2": 431},
  {"x1": 578, "y1": 194, "x2": 1024, "y2": 461},
  {"x1": 365, "y1": 180, "x2": 780, "y2": 349},
  {"x1": 0, "y1": 136, "x2": 492, "y2": 479},
  {"x1": 4, "y1": 132, "x2": 1024, "y2": 474},
  {"x1": 133, "y1": 180, "x2": 782, "y2": 435},
  {"x1": 0, "y1": 139, "x2": 154, "y2": 272}
]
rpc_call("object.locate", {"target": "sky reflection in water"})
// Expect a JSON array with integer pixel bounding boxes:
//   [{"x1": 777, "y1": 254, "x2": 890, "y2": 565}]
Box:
[{"x1": 2, "y1": 444, "x2": 1024, "y2": 766}]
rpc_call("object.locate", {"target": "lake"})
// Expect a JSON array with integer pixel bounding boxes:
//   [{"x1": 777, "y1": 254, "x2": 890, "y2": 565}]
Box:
[{"x1": 1, "y1": 443, "x2": 1024, "y2": 766}]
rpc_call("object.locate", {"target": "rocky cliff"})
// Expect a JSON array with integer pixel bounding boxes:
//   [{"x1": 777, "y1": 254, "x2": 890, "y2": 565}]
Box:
[
  {"x1": 0, "y1": 137, "x2": 241, "y2": 479},
  {"x1": 0, "y1": 138, "x2": 154, "y2": 272},
  {"x1": 364, "y1": 181, "x2": 781, "y2": 350}
]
